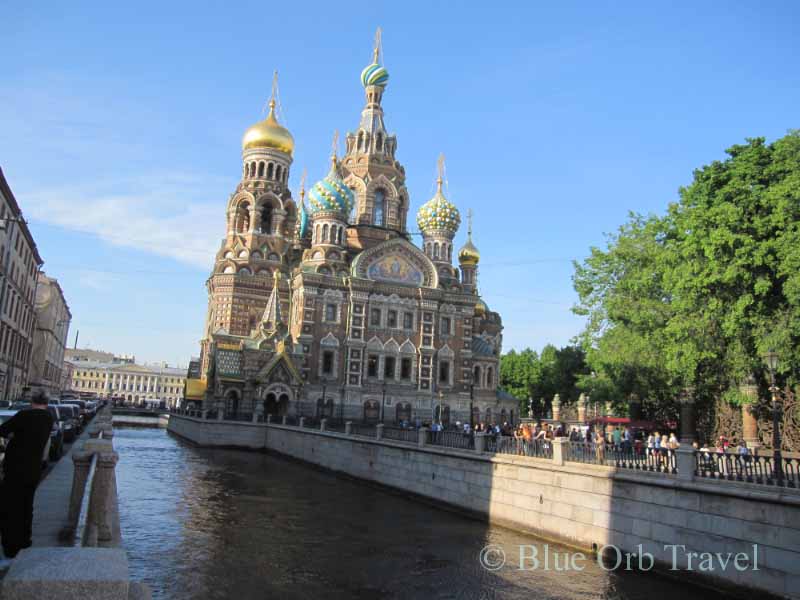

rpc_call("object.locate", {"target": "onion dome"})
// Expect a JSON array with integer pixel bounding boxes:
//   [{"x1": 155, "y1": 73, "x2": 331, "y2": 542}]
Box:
[
  {"x1": 475, "y1": 298, "x2": 488, "y2": 316},
  {"x1": 242, "y1": 99, "x2": 295, "y2": 155},
  {"x1": 458, "y1": 237, "x2": 480, "y2": 266},
  {"x1": 361, "y1": 62, "x2": 389, "y2": 88},
  {"x1": 308, "y1": 158, "x2": 355, "y2": 217},
  {"x1": 417, "y1": 176, "x2": 461, "y2": 236}
]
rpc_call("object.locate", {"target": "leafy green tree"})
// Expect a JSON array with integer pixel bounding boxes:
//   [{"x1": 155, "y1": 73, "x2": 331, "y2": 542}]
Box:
[{"x1": 573, "y1": 131, "x2": 800, "y2": 429}]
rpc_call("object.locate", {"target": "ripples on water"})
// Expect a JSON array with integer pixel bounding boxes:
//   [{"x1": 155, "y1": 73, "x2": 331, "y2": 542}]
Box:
[{"x1": 114, "y1": 428, "x2": 729, "y2": 600}]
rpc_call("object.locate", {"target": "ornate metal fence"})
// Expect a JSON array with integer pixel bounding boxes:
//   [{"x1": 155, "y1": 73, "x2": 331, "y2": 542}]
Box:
[
  {"x1": 427, "y1": 430, "x2": 475, "y2": 450},
  {"x1": 382, "y1": 427, "x2": 418, "y2": 444},
  {"x1": 695, "y1": 451, "x2": 799, "y2": 488},
  {"x1": 565, "y1": 442, "x2": 677, "y2": 474},
  {"x1": 485, "y1": 436, "x2": 552, "y2": 459}
]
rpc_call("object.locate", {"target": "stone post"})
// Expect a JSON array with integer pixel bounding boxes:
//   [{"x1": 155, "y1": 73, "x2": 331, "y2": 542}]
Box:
[
  {"x1": 266, "y1": 414, "x2": 272, "y2": 424},
  {"x1": 86, "y1": 450, "x2": 119, "y2": 546},
  {"x1": 474, "y1": 433, "x2": 485, "y2": 453},
  {"x1": 202, "y1": 410, "x2": 208, "y2": 420},
  {"x1": 551, "y1": 437, "x2": 566, "y2": 466},
  {"x1": 299, "y1": 417, "x2": 305, "y2": 428},
  {"x1": 740, "y1": 376, "x2": 760, "y2": 451},
  {"x1": 345, "y1": 421, "x2": 352, "y2": 435},
  {"x1": 67, "y1": 449, "x2": 93, "y2": 530},
  {"x1": 251, "y1": 412, "x2": 259, "y2": 423},
  {"x1": 376, "y1": 423, "x2": 384, "y2": 440},
  {"x1": 88, "y1": 425, "x2": 101, "y2": 439},
  {"x1": 217, "y1": 408, "x2": 224, "y2": 421},
  {"x1": 552, "y1": 394, "x2": 561, "y2": 422},
  {"x1": 418, "y1": 427, "x2": 428, "y2": 448},
  {"x1": 577, "y1": 393, "x2": 587, "y2": 423},
  {"x1": 320, "y1": 418, "x2": 328, "y2": 432},
  {"x1": 676, "y1": 387, "x2": 696, "y2": 481},
  {"x1": 282, "y1": 415, "x2": 288, "y2": 425}
]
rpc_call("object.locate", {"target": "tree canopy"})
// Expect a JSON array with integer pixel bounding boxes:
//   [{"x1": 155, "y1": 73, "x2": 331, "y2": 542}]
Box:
[{"x1": 572, "y1": 131, "x2": 800, "y2": 423}]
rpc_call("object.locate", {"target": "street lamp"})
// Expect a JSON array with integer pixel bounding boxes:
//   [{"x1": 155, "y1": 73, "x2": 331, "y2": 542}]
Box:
[
  {"x1": 293, "y1": 381, "x2": 303, "y2": 419},
  {"x1": 763, "y1": 349, "x2": 784, "y2": 485},
  {"x1": 437, "y1": 390, "x2": 444, "y2": 427},
  {"x1": 339, "y1": 385, "x2": 345, "y2": 423},
  {"x1": 380, "y1": 380, "x2": 387, "y2": 423},
  {"x1": 321, "y1": 381, "x2": 327, "y2": 421},
  {"x1": 469, "y1": 373, "x2": 475, "y2": 431}
]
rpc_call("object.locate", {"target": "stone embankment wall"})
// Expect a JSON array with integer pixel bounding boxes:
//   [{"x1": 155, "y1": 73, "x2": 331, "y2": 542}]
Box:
[{"x1": 168, "y1": 415, "x2": 800, "y2": 599}]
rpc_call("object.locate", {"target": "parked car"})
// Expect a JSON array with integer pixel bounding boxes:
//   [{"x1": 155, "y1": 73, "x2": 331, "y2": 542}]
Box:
[
  {"x1": 53, "y1": 404, "x2": 78, "y2": 442},
  {"x1": 0, "y1": 408, "x2": 18, "y2": 467},
  {"x1": 45, "y1": 406, "x2": 65, "y2": 461},
  {"x1": 59, "y1": 404, "x2": 82, "y2": 433},
  {"x1": 61, "y1": 400, "x2": 90, "y2": 424}
]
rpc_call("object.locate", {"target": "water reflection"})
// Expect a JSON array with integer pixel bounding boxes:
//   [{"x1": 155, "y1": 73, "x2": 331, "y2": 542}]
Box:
[{"x1": 114, "y1": 428, "x2": 728, "y2": 600}]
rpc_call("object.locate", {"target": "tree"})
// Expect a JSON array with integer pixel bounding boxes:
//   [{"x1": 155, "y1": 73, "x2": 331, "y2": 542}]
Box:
[{"x1": 573, "y1": 131, "x2": 800, "y2": 432}]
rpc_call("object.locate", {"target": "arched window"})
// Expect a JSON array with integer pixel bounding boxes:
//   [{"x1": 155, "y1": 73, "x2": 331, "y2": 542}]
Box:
[
  {"x1": 315, "y1": 225, "x2": 321, "y2": 244},
  {"x1": 433, "y1": 243, "x2": 440, "y2": 260},
  {"x1": 376, "y1": 133, "x2": 383, "y2": 151},
  {"x1": 337, "y1": 226, "x2": 343, "y2": 245},
  {"x1": 322, "y1": 224, "x2": 329, "y2": 242},
  {"x1": 473, "y1": 365, "x2": 481, "y2": 387},
  {"x1": 251, "y1": 162, "x2": 257, "y2": 177},
  {"x1": 261, "y1": 205, "x2": 273, "y2": 234},
  {"x1": 275, "y1": 165, "x2": 282, "y2": 181},
  {"x1": 373, "y1": 190, "x2": 385, "y2": 226},
  {"x1": 357, "y1": 131, "x2": 364, "y2": 152},
  {"x1": 486, "y1": 367, "x2": 494, "y2": 387},
  {"x1": 236, "y1": 203, "x2": 250, "y2": 233},
  {"x1": 257, "y1": 162, "x2": 265, "y2": 177},
  {"x1": 267, "y1": 163, "x2": 274, "y2": 179}
]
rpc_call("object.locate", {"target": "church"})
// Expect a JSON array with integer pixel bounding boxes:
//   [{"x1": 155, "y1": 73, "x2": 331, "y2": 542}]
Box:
[{"x1": 186, "y1": 34, "x2": 516, "y2": 427}]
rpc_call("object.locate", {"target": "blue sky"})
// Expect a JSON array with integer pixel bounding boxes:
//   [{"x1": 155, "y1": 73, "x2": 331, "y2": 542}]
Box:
[{"x1": 1, "y1": 1, "x2": 798, "y2": 366}]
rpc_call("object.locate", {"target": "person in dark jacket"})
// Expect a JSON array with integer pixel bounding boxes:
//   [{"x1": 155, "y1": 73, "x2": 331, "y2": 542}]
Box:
[{"x1": 0, "y1": 390, "x2": 53, "y2": 560}]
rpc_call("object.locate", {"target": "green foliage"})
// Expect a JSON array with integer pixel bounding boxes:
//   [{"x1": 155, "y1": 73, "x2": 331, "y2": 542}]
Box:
[
  {"x1": 572, "y1": 131, "x2": 800, "y2": 422},
  {"x1": 500, "y1": 344, "x2": 589, "y2": 418}
]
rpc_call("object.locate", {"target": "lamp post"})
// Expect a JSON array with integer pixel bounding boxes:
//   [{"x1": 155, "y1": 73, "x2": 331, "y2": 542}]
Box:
[
  {"x1": 469, "y1": 373, "x2": 475, "y2": 431},
  {"x1": 293, "y1": 381, "x2": 303, "y2": 419},
  {"x1": 321, "y1": 381, "x2": 327, "y2": 421},
  {"x1": 763, "y1": 349, "x2": 784, "y2": 485},
  {"x1": 380, "y1": 380, "x2": 387, "y2": 423},
  {"x1": 437, "y1": 390, "x2": 444, "y2": 427},
  {"x1": 339, "y1": 385, "x2": 345, "y2": 423}
]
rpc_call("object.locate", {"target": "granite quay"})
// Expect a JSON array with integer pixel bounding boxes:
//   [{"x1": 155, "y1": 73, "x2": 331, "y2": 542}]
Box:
[{"x1": 168, "y1": 410, "x2": 800, "y2": 599}]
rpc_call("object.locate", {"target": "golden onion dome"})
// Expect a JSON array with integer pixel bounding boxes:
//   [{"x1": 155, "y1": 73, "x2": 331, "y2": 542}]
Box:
[
  {"x1": 475, "y1": 298, "x2": 488, "y2": 316},
  {"x1": 458, "y1": 238, "x2": 480, "y2": 266},
  {"x1": 242, "y1": 100, "x2": 294, "y2": 155}
]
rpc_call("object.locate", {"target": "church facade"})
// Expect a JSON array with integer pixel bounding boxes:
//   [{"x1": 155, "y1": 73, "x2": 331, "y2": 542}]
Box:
[{"x1": 188, "y1": 38, "x2": 516, "y2": 427}]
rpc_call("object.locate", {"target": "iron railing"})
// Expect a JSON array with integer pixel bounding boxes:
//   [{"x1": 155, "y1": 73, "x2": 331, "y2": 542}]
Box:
[
  {"x1": 427, "y1": 430, "x2": 475, "y2": 451},
  {"x1": 486, "y1": 436, "x2": 552, "y2": 459},
  {"x1": 565, "y1": 443, "x2": 677, "y2": 474},
  {"x1": 382, "y1": 426, "x2": 418, "y2": 444},
  {"x1": 695, "y1": 451, "x2": 799, "y2": 488}
]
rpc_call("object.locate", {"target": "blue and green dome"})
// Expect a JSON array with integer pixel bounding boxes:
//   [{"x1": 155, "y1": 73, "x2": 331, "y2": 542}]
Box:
[
  {"x1": 308, "y1": 161, "x2": 355, "y2": 217},
  {"x1": 361, "y1": 62, "x2": 389, "y2": 88},
  {"x1": 417, "y1": 185, "x2": 461, "y2": 236}
]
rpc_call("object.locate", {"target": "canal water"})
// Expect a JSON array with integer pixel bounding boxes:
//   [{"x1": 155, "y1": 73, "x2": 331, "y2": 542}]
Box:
[{"x1": 114, "y1": 427, "x2": 729, "y2": 600}]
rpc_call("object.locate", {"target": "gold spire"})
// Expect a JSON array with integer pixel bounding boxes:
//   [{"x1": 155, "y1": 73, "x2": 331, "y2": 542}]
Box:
[
  {"x1": 373, "y1": 27, "x2": 382, "y2": 63},
  {"x1": 299, "y1": 167, "x2": 307, "y2": 200},
  {"x1": 330, "y1": 130, "x2": 339, "y2": 168},
  {"x1": 243, "y1": 70, "x2": 295, "y2": 154},
  {"x1": 436, "y1": 153, "x2": 445, "y2": 194}
]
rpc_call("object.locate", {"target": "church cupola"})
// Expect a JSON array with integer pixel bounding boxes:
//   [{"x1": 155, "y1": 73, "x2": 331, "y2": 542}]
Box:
[
  {"x1": 241, "y1": 72, "x2": 293, "y2": 190},
  {"x1": 458, "y1": 209, "x2": 480, "y2": 293},
  {"x1": 418, "y1": 155, "x2": 461, "y2": 266}
]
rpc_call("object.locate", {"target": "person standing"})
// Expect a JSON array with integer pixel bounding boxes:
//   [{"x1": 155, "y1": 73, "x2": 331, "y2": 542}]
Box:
[{"x1": 0, "y1": 390, "x2": 54, "y2": 564}]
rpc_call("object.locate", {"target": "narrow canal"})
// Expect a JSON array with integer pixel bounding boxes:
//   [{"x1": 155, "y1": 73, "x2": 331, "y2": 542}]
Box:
[{"x1": 114, "y1": 427, "x2": 729, "y2": 600}]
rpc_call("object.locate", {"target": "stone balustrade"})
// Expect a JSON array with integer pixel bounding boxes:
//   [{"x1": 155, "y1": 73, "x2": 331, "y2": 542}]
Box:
[{"x1": 1, "y1": 405, "x2": 151, "y2": 600}]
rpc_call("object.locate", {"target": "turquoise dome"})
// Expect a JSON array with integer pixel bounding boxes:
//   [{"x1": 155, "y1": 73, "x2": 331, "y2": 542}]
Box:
[
  {"x1": 308, "y1": 161, "x2": 355, "y2": 218},
  {"x1": 417, "y1": 186, "x2": 461, "y2": 236},
  {"x1": 361, "y1": 62, "x2": 389, "y2": 88}
]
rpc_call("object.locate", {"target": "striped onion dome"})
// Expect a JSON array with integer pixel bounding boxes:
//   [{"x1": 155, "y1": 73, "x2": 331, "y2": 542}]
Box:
[
  {"x1": 361, "y1": 62, "x2": 389, "y2": 88},
  {"x1": 308, "y1": 160, "x2": 355, "y2": 218},
  {"x1": 296, "y1": 197, "x2": 309, "y2": 238}
]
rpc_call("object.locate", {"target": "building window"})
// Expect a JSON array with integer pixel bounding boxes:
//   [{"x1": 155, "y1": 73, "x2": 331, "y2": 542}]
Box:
[
  {"x1": 367, "y1": 355, "x2": 379, "y2": 378},
  {"x1": 401, "y1": 358, "x2": 412, "y2": 380},
  {"x1": 373, "y1": 190, "x2": 385, "y2": 226},
  {"x1": 403, "y1": 312, "x2": 413, "y2": 329},
  {"x1": 441, "y1": 317, "x2": 451, "y2": 335},
  {"x1": 322, "y1": 351, "x2": 334, "y2": 375},
  {"x1": 387, "y1": 310, "x2": 397, "y2": 328},
  {"x1": 325, "y1": 304, "x2": 337, "y2": 322},
  {"x1": 384, "y1": 356, "x2": 396, "y2": 380},
  {"x1": 370, "y1": 308, "x2": 381, "y2": 327},
  {"x1": 486, "y1": 367, "x2": 494, "y2": 387},
  {"x1": 439, "y1": 361, "x2": 450, "y2": 384}
]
